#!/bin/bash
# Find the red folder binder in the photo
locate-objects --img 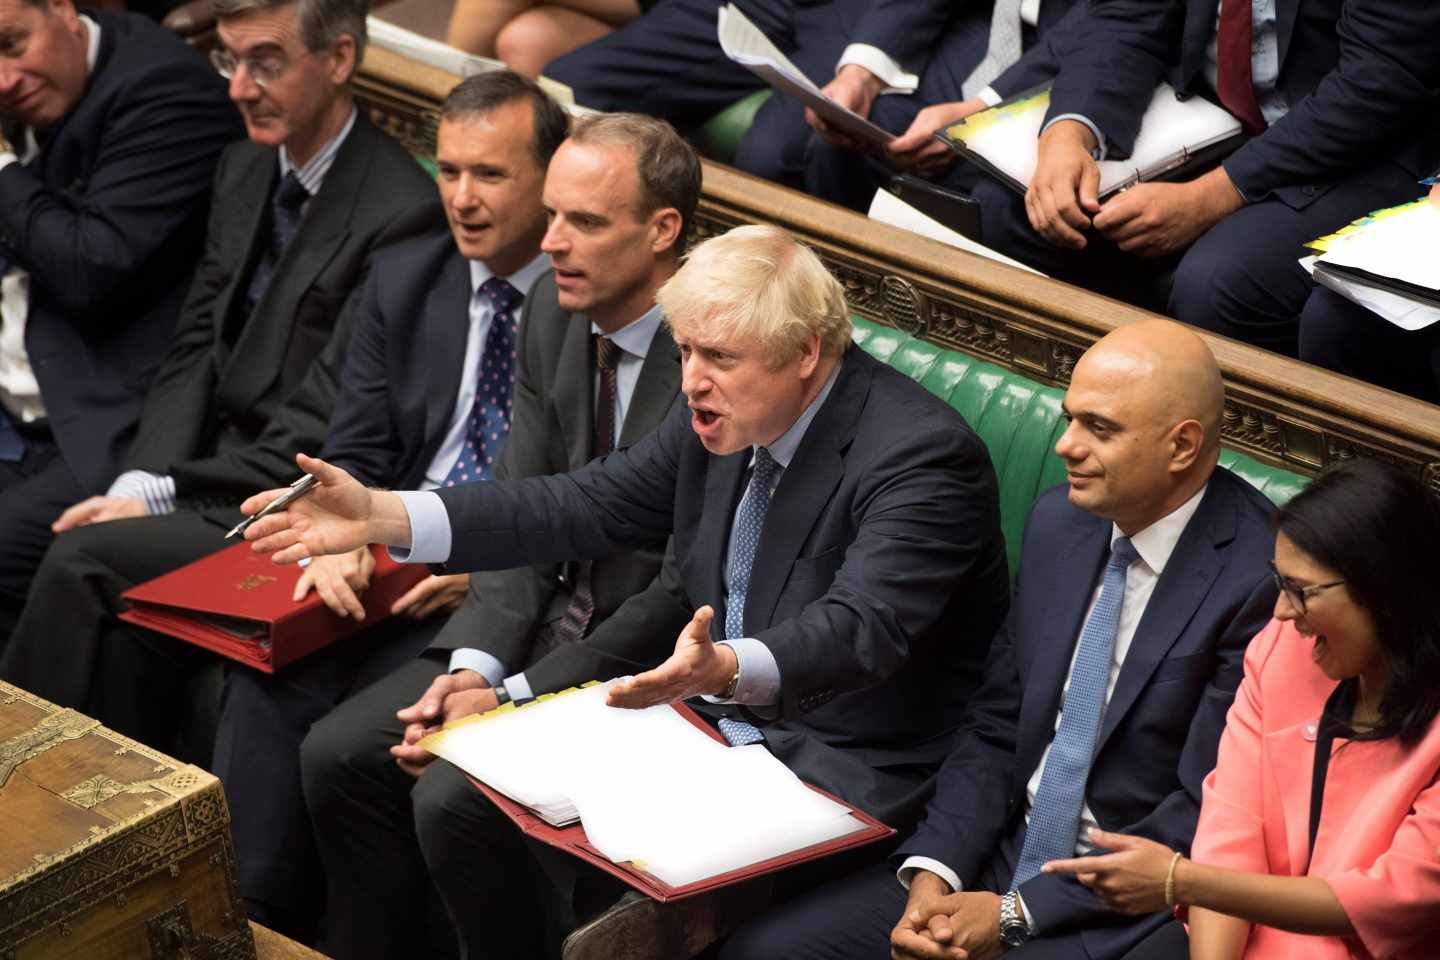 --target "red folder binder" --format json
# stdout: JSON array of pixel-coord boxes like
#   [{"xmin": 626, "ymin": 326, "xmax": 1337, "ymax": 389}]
[
  {"xmin": 118, "ymin": 542, "xmax": 428, "ymax": 672},
  {"xmin": 467, "ymin": 701, "xmax": 896, "ymax": 901}
]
